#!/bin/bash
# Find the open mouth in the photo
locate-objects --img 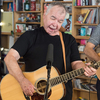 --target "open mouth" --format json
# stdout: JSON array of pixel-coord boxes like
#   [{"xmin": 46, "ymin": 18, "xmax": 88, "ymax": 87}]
[{"xmin": 49, "ymin": 26, "xmax": 56, "ymax": 31}]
